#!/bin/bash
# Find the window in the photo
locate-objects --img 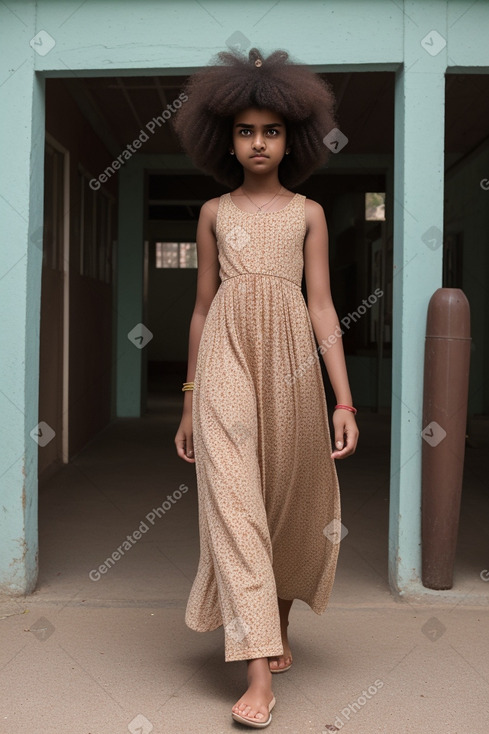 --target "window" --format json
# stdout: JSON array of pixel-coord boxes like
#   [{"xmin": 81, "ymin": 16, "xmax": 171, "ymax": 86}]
[
  {"xmin": 96, "ymin": 191, "xmax": 113, "ymax": 283},
  {"xmin": 365, "ymin": 192, "xmax": 386, "ymax": 221},
  {"xmin": 155, "ymin": 242, "xmax": 197, "ymax": 268},
  {"xmin": 43, "ymin": 143, "xmax": 65, "ymax": 270},
  {"xmin": 79, "ymin": 168, "xmax": 113, "ymax": 282}
]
